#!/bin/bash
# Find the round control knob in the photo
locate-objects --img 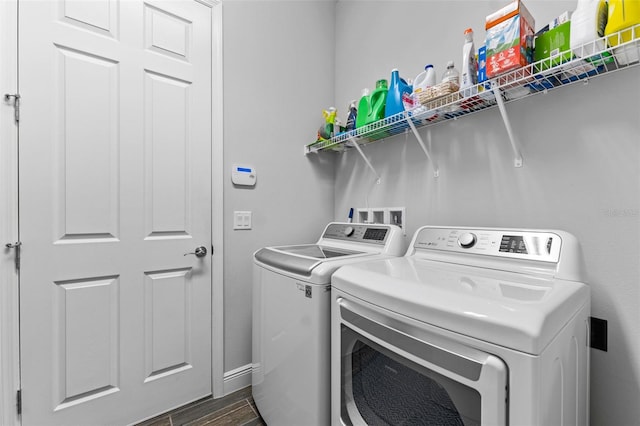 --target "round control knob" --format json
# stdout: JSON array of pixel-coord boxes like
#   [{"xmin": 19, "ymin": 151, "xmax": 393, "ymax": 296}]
[
  {"xmin": 344, "ymin": 226, "xmax": 355, "ymax": 237},
  {"xmin": 458, "ymin": 232, "xmax": 477, "ymax": 249}
]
